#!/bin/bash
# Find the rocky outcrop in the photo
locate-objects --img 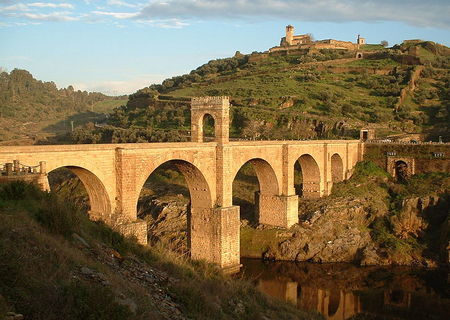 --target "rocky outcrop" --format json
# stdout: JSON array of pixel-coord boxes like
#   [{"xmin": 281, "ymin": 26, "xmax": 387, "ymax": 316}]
[
  {"xmin": 264, "ymin": 199, "xmax": 377, "ymax": 263},
  {"xmin": 139, "ymin": 197, "xmax": 189, "ymax": 252},
  {"xmin": 258, "ymin": 194, "xmax": 449, "ymax": 267},
  {"xmin": 390, "ymin": 195, "xmax": 445, "ymax": 240}
]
